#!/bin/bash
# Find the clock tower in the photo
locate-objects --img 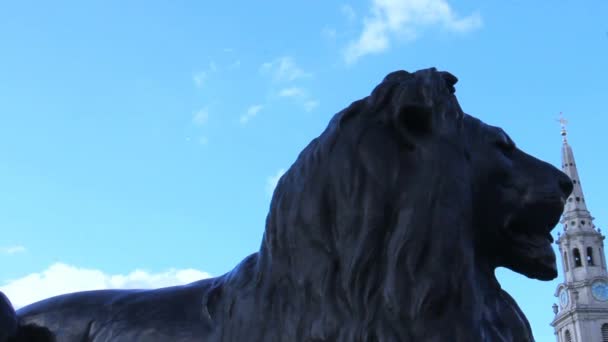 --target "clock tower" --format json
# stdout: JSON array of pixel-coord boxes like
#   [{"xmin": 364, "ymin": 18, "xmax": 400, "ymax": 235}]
[{"xmin": 551, "ymin": 115, "xmax": 608, "ymax": 342}]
